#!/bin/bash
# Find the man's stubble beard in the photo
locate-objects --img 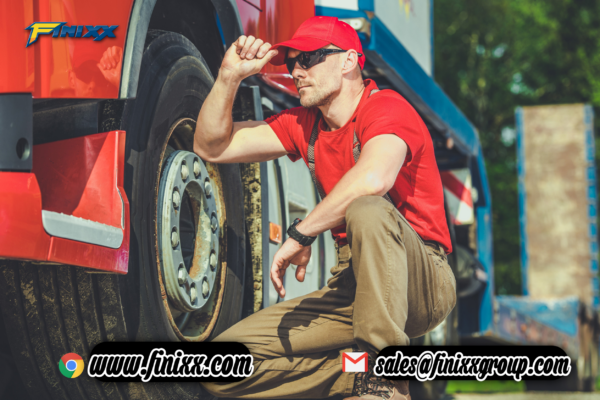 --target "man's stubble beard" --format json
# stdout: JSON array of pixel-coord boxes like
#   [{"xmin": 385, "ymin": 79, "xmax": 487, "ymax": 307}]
[
  {"xmin": 297, "ymin": 77, "xmax": 341, "ymax": 109},
  {"xmin": 300, "ymin": 87, "xmax": 334, "ymax": 108}
]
